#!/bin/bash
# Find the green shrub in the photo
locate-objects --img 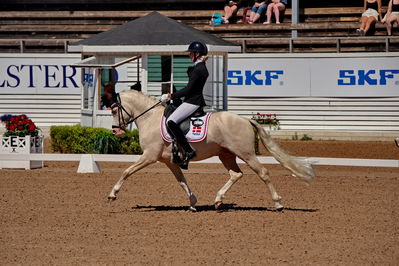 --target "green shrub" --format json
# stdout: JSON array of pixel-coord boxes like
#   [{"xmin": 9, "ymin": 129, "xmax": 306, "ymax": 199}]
[
  {"xmin": 116, "ymin": 129, "xmax": 142, "ymax": 154},
  {"xmin": 93, "ymin": 133, "xmax": 120, "ymax": 154},
  {"xmin": 300, "ymin": 134, "xmax": 313, "ymax": 141},
  {"xmin": 50, "ymin": 125, "xmax": 141, "ymax": 154},
  {"xmin": 292, "ymin": 133, "xmax": 313, "ymax": 141}
]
